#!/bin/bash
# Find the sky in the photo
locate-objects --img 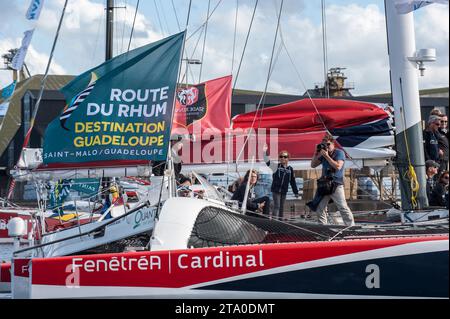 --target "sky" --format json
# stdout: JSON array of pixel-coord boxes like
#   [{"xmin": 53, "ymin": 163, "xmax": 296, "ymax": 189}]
[{"xmin": 0, "ymin": 0, "xmax": 448, "ymax": 96}]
